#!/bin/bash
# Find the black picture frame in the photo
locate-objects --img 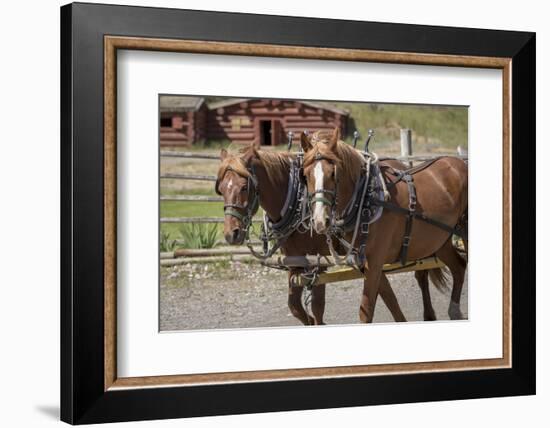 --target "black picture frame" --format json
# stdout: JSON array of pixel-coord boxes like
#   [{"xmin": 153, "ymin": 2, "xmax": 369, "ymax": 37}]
[{"xmin": 61, "ymin": 2, "xmax": 535, "ymax": 424}]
